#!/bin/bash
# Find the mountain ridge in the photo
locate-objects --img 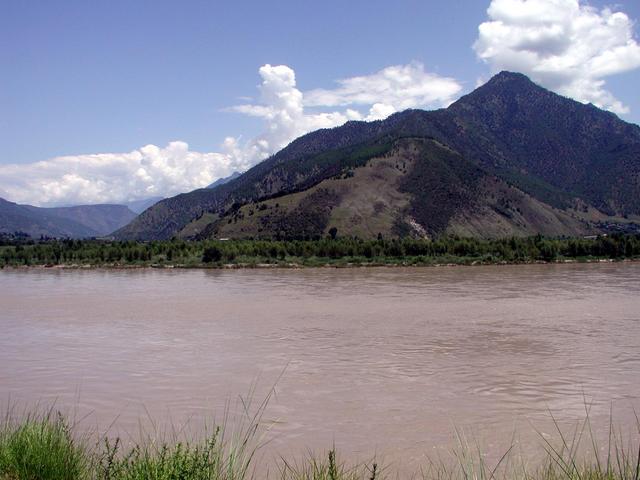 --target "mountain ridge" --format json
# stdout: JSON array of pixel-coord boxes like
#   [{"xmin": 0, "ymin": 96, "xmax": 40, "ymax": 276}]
[
  {"xmin": 0, "ymin": 198, "xmax": 137, "ymax": 238},
  {"xmin": 114, "ymin": 71, "xmax": 640, "ymax": 240}
]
